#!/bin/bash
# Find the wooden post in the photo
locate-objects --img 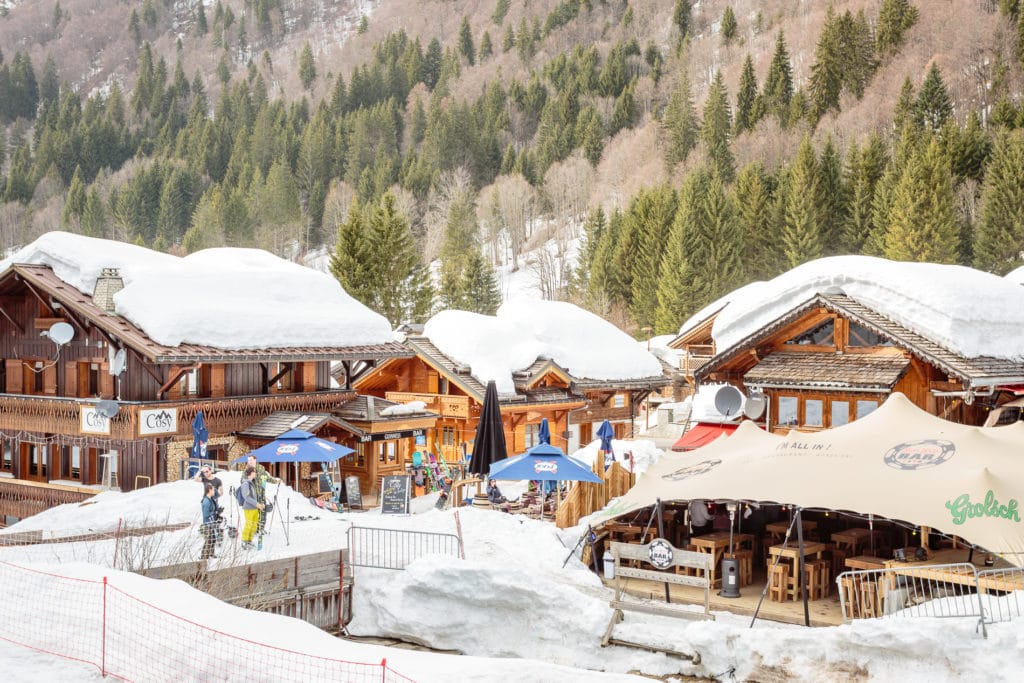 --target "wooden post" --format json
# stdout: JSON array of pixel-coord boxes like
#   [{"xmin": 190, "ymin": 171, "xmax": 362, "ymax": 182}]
[
  {"xmin": 656, "ymin": 498, "xmax": 669, "ymax": 603},
  {"xmin": 796, "ymin": 507, "xmax": 810, "ymax": 627}
]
